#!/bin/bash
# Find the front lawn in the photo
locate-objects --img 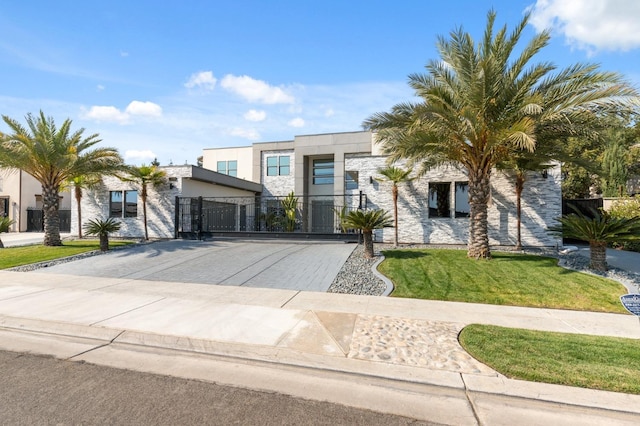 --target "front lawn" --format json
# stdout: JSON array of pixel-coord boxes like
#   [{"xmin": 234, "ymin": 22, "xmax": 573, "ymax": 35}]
[
  {"xmin": 459, "ymin": 324, "xmax": 640, "ymax": 394},
  {"xmin": 378, "ymin": 249, "xmax": 627, "ymax": 313},
  {"xmin": 0, "ymin": 240, "xmax": 134, "ymax": 269}
]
